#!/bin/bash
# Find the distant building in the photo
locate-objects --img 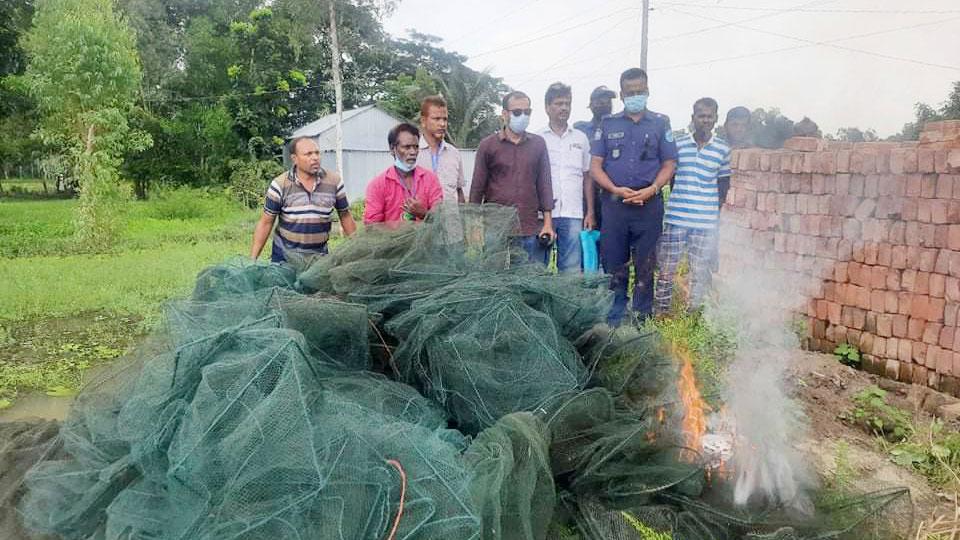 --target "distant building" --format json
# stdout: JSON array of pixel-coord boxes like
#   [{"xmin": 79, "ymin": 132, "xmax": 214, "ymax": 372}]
[{"xmin": 286, "ymin": 104, "xmax": 476, "ymax": 201}]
